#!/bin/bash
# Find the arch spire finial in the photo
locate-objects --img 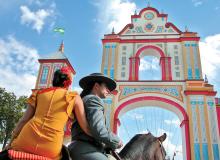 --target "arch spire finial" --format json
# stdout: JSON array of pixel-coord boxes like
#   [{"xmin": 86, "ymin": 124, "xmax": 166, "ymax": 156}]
[
  {"xmin": 185, "ymin": 26, "xmax": 189, "ymax": 32},
  {"xmin": 112, "ymin": 27, "xmax": 115, "ymax": 34},
  {"xmin": 147, "ymin": 1, "xmax": 151, "ymax": 7},
  {"xmin": 58, "ymin": 40, "xmax": 64, "ymax": 53},
  {"xmin": 204, "ymin": 74, "xmax": 208, "ymax": 83},
  {"xmin": 134, "ymin": 10, "xmax": 137, "ymax": 15}
]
